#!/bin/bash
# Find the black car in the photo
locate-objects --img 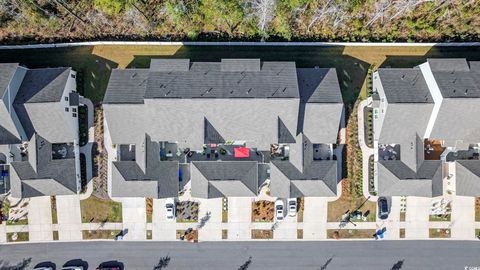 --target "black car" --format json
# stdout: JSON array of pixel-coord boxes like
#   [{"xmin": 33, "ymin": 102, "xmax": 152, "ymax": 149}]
[{"xmin": 378, "ymin": 197, "xmax": 389, "ymax": 220}]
